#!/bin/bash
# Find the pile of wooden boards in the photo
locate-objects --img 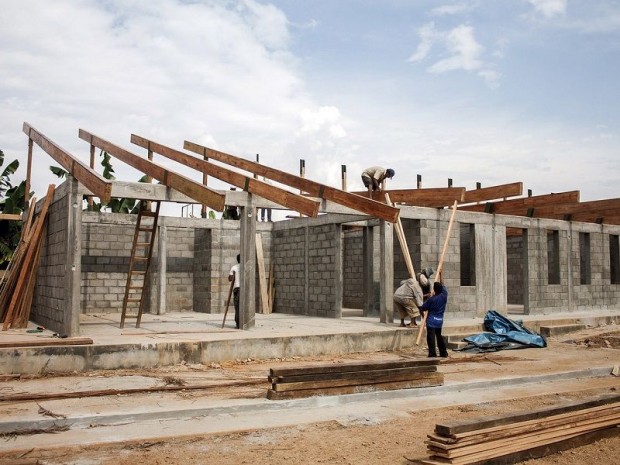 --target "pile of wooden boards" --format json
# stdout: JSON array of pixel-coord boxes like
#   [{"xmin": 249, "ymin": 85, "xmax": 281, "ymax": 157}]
[
  {"xmin": 421, "ymin": 393, "xmax": 620, "ymax": 464},
  {"xmin": 0, "ymin": 185, "xmax": 55, "ymax": 330},
  {"xmin": 267, "ymin": 358, "xmax": 443, "ymax": 400}
]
